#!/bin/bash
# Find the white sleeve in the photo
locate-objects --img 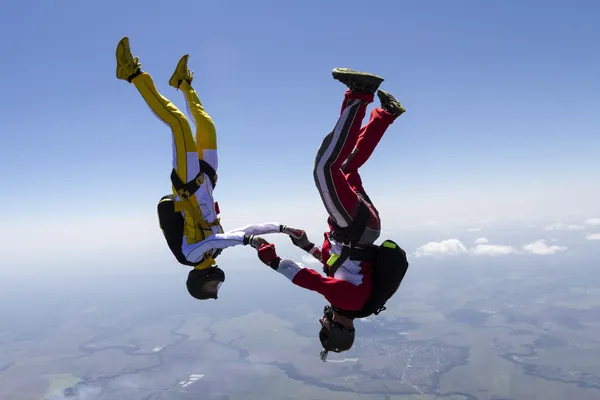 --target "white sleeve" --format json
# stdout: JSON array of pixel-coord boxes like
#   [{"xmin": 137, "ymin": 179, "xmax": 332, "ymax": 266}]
[
  {"xmin": 276, "ymin": 258, "xmax": 305, "ymax": 281},
  {"xmin": 184, "ymin": 223, "xmax": 282, "ymax": 263},
  {"xmin": 184, "ymin": 231, "xmax": 246, "ymax": 262},
  {"xmin": 227, "ymin": 222, "xmax": 282, "ymax": 236}
]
